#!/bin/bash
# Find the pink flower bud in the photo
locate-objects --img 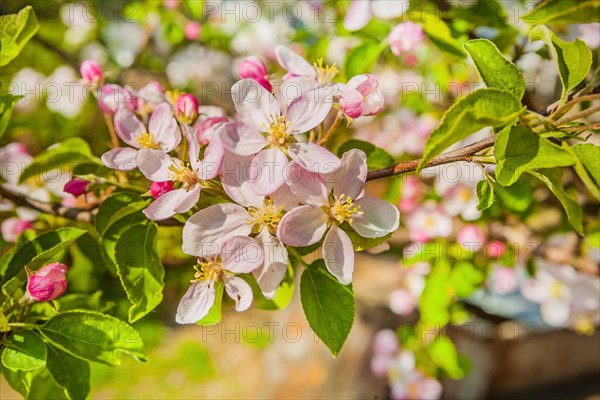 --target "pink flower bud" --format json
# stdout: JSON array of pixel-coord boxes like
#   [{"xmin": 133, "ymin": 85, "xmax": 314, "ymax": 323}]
[
  {"xmin": 26, "ymin": 262, "xmax": 68, "ymax": 302},
  {"xmin": 80, "ymin": 60, "xmax": 103, "ymax": 84},
  {"xmin": 97, "ymin": 84, "xmax": 137, "ymax": 115},
  {"xmin": 196, "ymin": 116, "xmax": 228, "ymax": 144},
  {"xmin": 484, "ymin": 240, "xmax": 507, "ymax": 260},
  {"xmin": 339, "ymin": 74, "xmax": 384, "ymax": 118},
  {"xmin": 64, "ymin": 178, "xmax": 90, "ymax": 197},
  {"xmin": 239, "ymin": 57, "xmax": 272, "ymax": 92},
  {"xmin": 150, "ymin": 181, "xmax": 174, "ymax": 198},
  {"xmin": 1, "ymin": 217, "xmax": 33, "ymax": 242},
  {"xmin": 176, "ymin": 93, "xmax": 199, "ymax": 125},
  {"xmin": 372, "ymin": 329, "xmax": 399, "ymax": 356},
  {"xmin": 456, "ymin": 224, "xmax": 487, "ymax": 252},
  {"xmin": 389, "ymin": 288, "xmax": 418, "ymax": 316},
  {"xmin": 389, "ymin": 22, "xmax": 424, "ymax": 57},
  {"xmin": 185, "ymin": 21, "xmax": 201, "ymax": 40}
]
